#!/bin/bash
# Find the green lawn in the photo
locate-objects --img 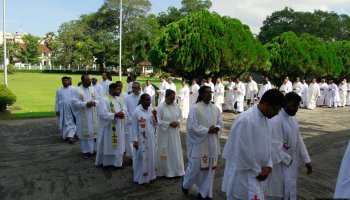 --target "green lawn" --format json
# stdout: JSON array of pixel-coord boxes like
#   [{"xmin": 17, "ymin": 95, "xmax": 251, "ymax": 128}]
[{"xmin": 0, "ymin": 72, "xmax": 182, "ymax": 119}]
